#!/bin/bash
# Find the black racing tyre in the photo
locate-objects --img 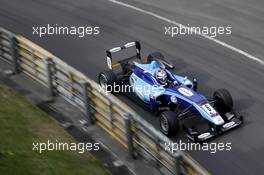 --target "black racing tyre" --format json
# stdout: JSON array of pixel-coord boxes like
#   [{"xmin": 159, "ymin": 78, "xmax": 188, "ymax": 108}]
[
  {"xmin": 98, "ymin": 70, "xmax": 117, "ymax": 93},
  {"xmin": 147, "ymin": 52, "xmax": 165, "ymax": 63},
  {"xmin": 159, "ymin": 111, "xmax": 179, "ymax": 136},
  {"xmin": 213, "ymin": 88, "xmax": 233, "ymax": 111}
]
